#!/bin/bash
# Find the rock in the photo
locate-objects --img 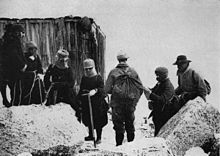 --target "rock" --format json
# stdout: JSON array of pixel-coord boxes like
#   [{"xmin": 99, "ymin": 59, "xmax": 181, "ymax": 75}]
[
  {"xmin": 184, "ymin": 147, "xmax": 208, "ymax": 156},
  {"xmin": 0, "ymin": 103, "xmax": 87, "ymax": 156},
  {"xmin": 158, "ymin": 97, "xmax": 220, "ymax": 156},
  {"xmin": 76, "ymin": 137, "xmax": 174, "ymax": 156}
]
